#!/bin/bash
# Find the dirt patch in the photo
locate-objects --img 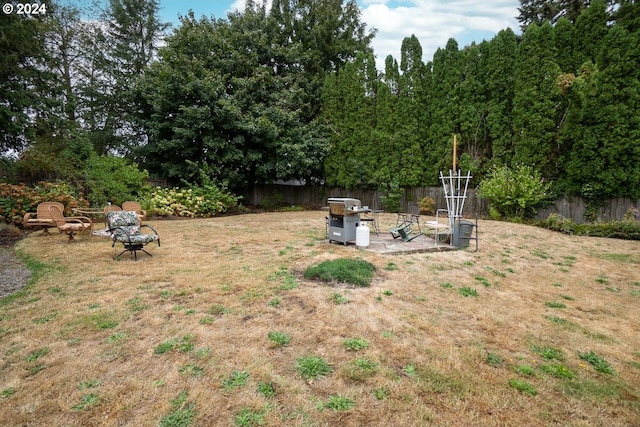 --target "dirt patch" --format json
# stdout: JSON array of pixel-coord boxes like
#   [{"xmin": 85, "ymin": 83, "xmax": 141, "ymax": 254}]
[
  {"xmin": 0, "ymin": 224, "xmax": 30, "ymax": 298},
  {"xmin": 0, "ymin": 223, "xmax": 25, "ymax": 247},
  {"xmin": 0, "ymin": 247, "xmax": 31, "ymax": 298}
]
